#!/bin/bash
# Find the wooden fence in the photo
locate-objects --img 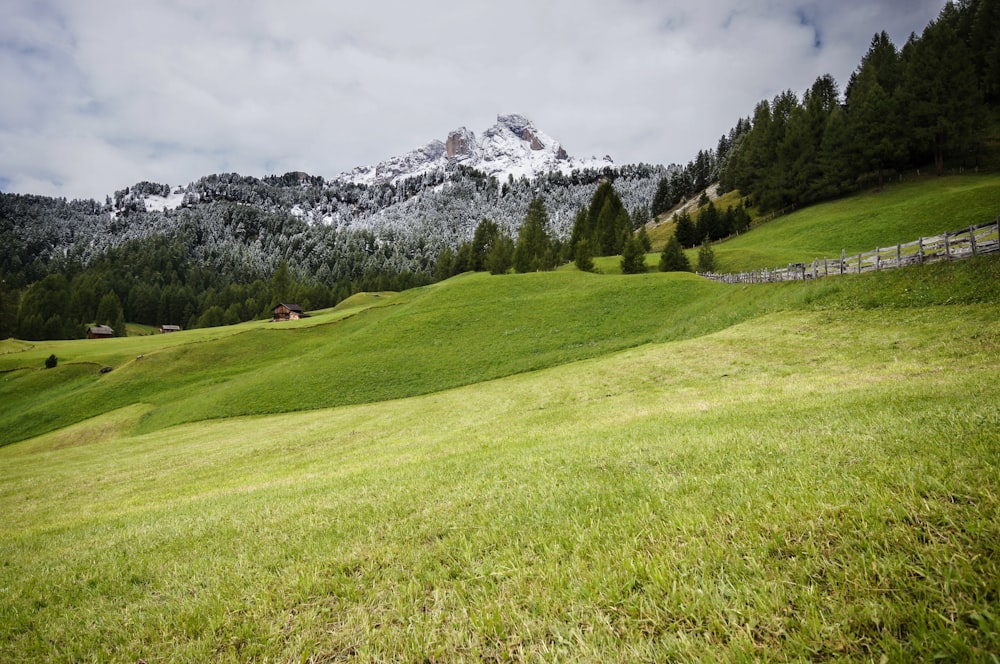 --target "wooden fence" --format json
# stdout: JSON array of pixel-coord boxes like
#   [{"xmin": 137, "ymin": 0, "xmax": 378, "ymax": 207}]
[{"xmin": 700, "ymin": 218, "xmax": 1000, "ymax": 284}]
